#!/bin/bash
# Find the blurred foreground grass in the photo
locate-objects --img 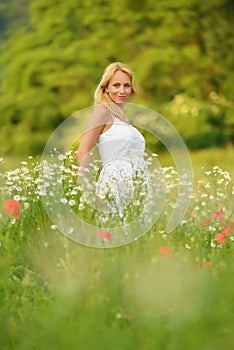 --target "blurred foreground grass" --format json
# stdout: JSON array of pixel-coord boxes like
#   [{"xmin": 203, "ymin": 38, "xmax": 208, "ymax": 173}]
[{"xmin": 1, "ymin": 229, "xmax": 233, "ymax": 350}]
